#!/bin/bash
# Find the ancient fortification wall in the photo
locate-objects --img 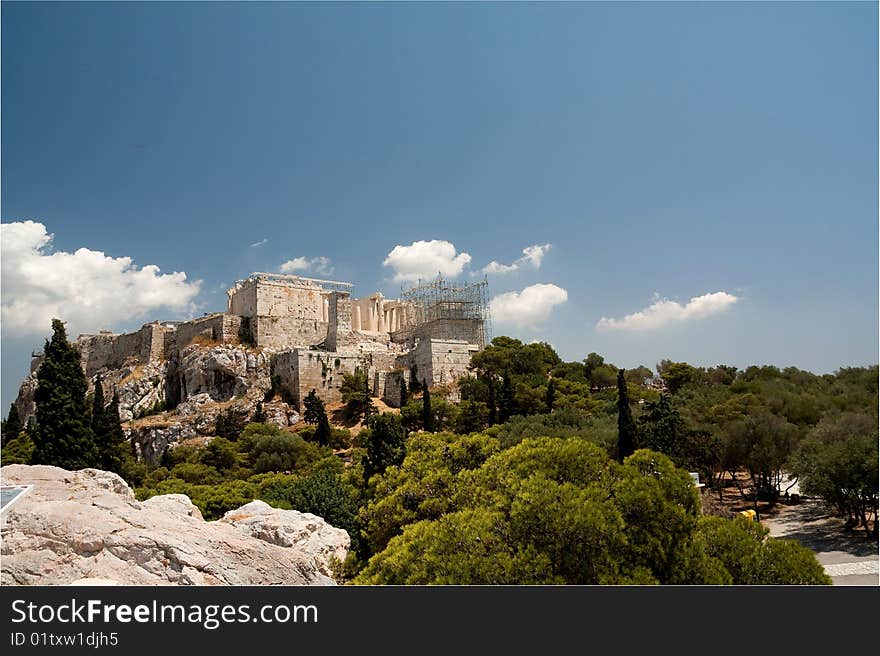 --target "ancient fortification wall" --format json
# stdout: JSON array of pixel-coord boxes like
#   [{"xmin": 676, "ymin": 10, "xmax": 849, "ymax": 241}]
[
  {"xmin": 396, "ymin": 338, "xmax": 476, "ymax": 387},
  {"xmin": 272, "ymin": 349, "xmax": 373, "ymax": 408},
  {"xmin": 171, "ymin": 314, "xmax": 242, "ymax": 350},
  {"xmin": 77, "ymin": 323, "xmax": 168, "ymax": 378}
]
